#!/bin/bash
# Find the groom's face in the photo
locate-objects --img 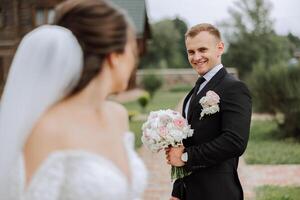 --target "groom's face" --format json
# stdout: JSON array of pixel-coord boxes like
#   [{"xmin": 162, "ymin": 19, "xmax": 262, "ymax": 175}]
[{"xmin": 186, "ymin": 31, "xmax": 224, "ymax": 76}]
